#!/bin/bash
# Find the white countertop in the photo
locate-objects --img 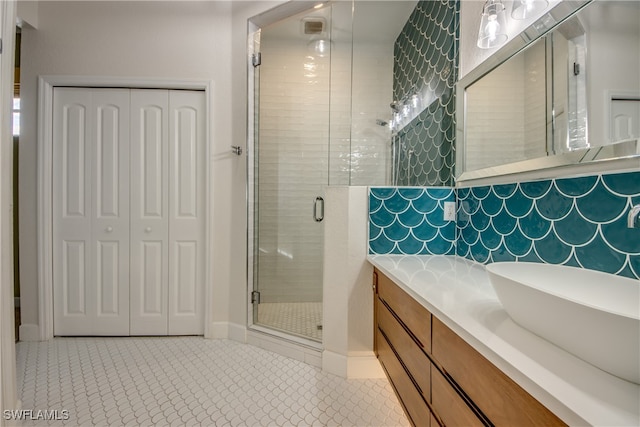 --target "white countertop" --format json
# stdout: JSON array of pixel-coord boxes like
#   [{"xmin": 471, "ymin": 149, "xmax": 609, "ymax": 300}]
[{"xmin": 368, "ymin": 255, "xmax": 640, "ymax": 427}]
